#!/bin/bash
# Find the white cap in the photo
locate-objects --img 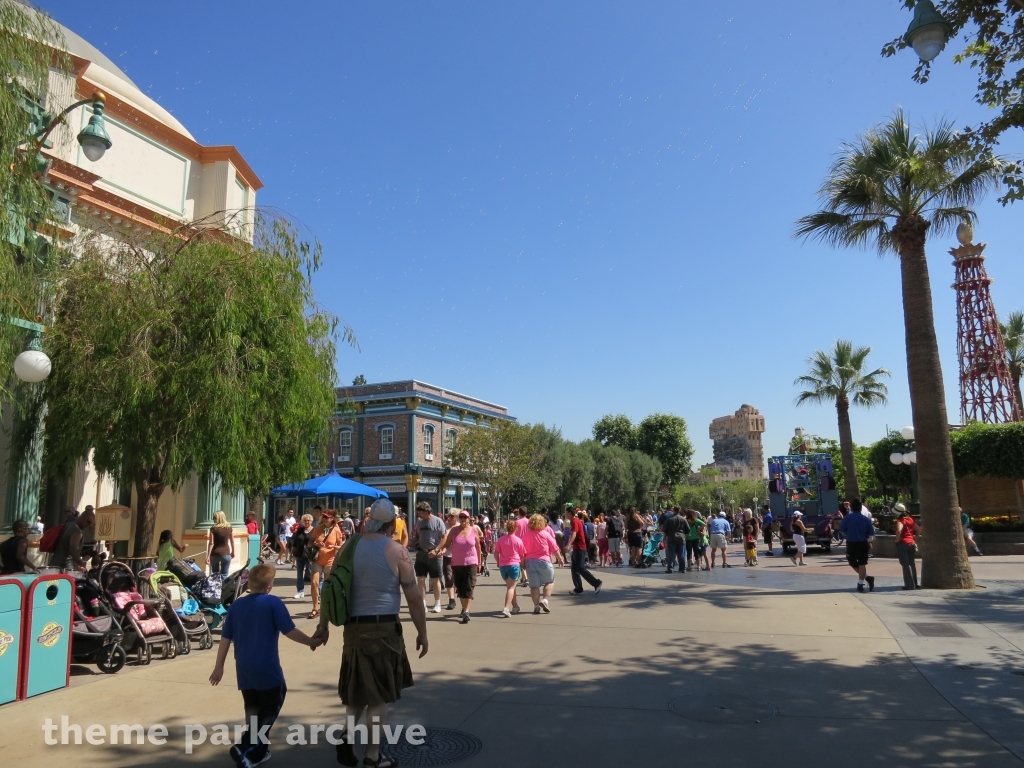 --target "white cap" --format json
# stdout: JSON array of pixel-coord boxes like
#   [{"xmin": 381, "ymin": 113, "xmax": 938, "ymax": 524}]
[{"xmin": 364, "ymin": 498, "xmax": 396, "ymax": 532}]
